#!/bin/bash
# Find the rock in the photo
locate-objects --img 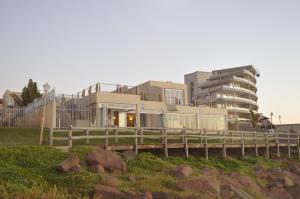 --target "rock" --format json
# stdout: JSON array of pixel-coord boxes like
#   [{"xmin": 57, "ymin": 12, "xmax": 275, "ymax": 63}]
[
  {"xmin": 267, "ymin": 181, "xmax": 284, "ymax": 189},
  {"xmin": 88, "ymin": 164, "xmax": 105, "ymax": 174},
  {"xmin": 94, "ymin": 184, "xmax": 123, "ymax": 199},
  {"xmin": 286, "ymin": 186, "xmax": 300, "ymax": 199},
  {"xmin": 267, "ymin": 187, "xmax": 293, "ymax": 199},
  {"xmin": 201, "ymin": 168, "xmax": 221, "ymax": 178},
  {"xmin": 152, "ymin": 192, "xmax": 175, "ymax": 199},
  {"xmin": 56, "ymin": 154, "xmax": 80, "ymax": 173},
  {"xmin": 125, "ymin": 192, "xmax": 153, "ymax": 199},
  {"xmin": 79, "ymin": 160, "xmax": 87, "ymax": 167},
  {"xmin": 229, "ymin": 172, "xmax": 261, "ymax": 195},
  {"xmin": 123, "ymin": 150, "xmax": 136, "ymax": 160},
  {"xmin": 128, "ymin": 176, "xmax": 136, "ymax": 182},
  {"xmin": 282, "ymin": 171, "xmax": 300, "ymax": 187},
  {"xmin": 221, "ymin": 184, "xmax": 253, "ymax": 199},
  {"xmin": 284, "ymin": 175, "xmax": 295, "ymax": 187},
  {"xmin": 177, "ymin": 178, "xmax": 220, "ymax": 195},
  {"xmin": 103, "ymin": 175, "xmax": 120, "ymax": 187},
  {"xmin": 171, "ymin": 165, "xmax": 193, "ymax": 178},
  {"xmin": 69, "ymin": 164, "xmax": 81, "ymax": 173},
  {"xmin": 86, "ymin": 148, "xmax": 127, "ymax": 173}
]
